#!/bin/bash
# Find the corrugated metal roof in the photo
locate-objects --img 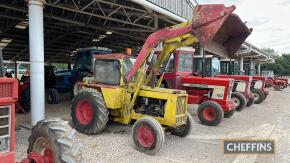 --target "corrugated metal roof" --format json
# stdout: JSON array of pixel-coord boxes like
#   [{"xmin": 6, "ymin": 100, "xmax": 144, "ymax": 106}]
[{"xmin": 146, "ymin": 0, "xmax": 193, "ymax": 20}]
